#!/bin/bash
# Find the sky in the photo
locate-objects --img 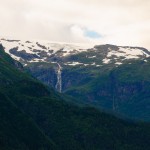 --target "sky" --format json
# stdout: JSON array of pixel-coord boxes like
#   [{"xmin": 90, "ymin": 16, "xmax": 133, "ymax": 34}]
[{"xmin": 0, "ymin": 0, "xmax": 150, "ymax": 48}]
